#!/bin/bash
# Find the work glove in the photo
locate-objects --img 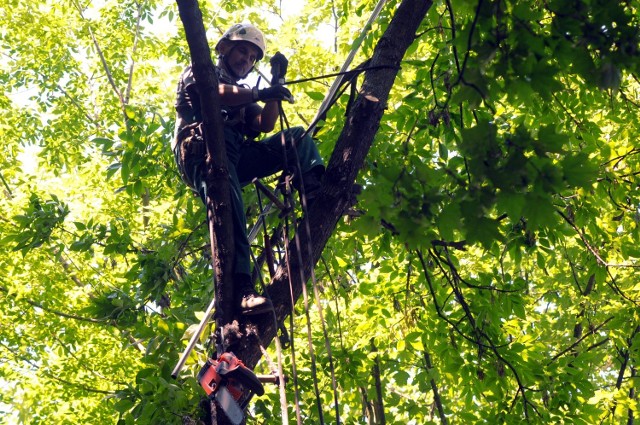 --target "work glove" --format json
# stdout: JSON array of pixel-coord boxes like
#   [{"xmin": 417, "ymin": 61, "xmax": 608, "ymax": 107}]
[
  {"xmin": 269, "ymin": 51, "xmax": 288, "ymax": 84},
  {"xmin": 255, "ymin": 85, "xmax": 294, "ymax": 103}
]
